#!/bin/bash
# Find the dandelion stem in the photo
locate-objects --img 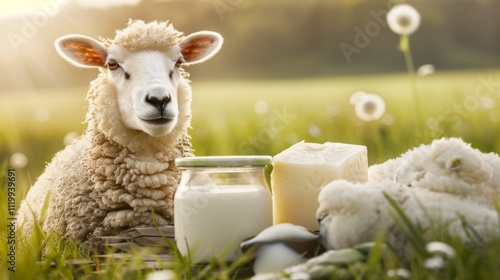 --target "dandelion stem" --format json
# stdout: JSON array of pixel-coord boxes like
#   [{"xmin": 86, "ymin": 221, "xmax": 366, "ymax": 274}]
[{"xmin": 401, "ymin": 35, "xmax": 423, "ymax": 138}]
